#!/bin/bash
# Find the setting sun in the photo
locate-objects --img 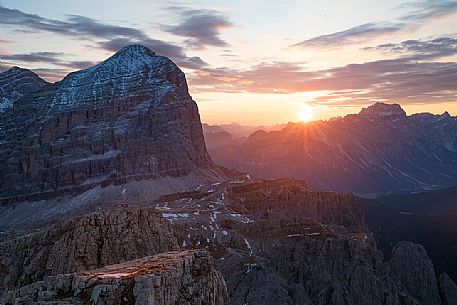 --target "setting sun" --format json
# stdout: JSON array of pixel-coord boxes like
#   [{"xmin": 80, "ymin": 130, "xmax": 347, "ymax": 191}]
[{"xmin": 298, "ymin": 106, "xmax": 314, "ymax": 122}]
